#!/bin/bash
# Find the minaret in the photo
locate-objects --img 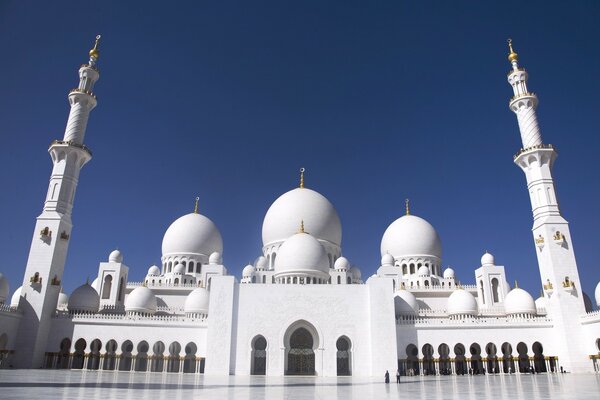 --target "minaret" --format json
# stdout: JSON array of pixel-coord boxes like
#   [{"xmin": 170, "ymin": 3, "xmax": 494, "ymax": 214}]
[
  {"xmin": 13, "ymin": 36, "xmax": 101, "ymax": 368},
  {"xmin": 507, "ymin": 39, "xmax": 588, "ymax": 372}
]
